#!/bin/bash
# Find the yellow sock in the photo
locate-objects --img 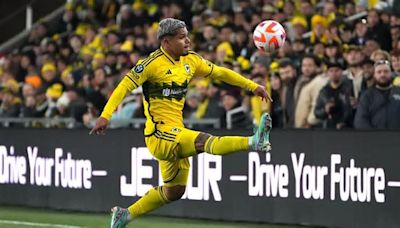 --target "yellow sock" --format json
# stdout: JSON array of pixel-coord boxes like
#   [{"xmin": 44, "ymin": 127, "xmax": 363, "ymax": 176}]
[
  {"xmin": 204, "ymin": 136, "xmax": 250, "ymax": 155},
  {"xmin": 128, "ymin": 186, "xmax": 170, "ymax": 218}
]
